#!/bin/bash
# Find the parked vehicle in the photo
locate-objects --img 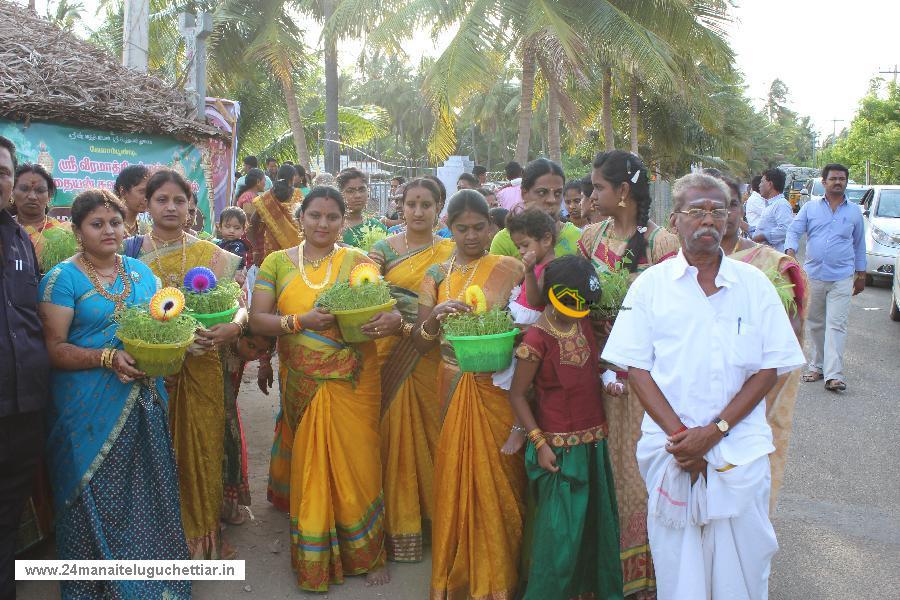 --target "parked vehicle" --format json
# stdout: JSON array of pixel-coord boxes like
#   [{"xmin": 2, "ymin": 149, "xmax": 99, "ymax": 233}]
[
  {"xmin": 890, "ymin": 253, "xmax": 900, "ymax": 321},
  {"xmin": 799, "ymin": 181, "xmax": 869, "ymax": 212},
  {"xmin": 860, "ymin": 185, "xmax": 900, "ymax": 283}
]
